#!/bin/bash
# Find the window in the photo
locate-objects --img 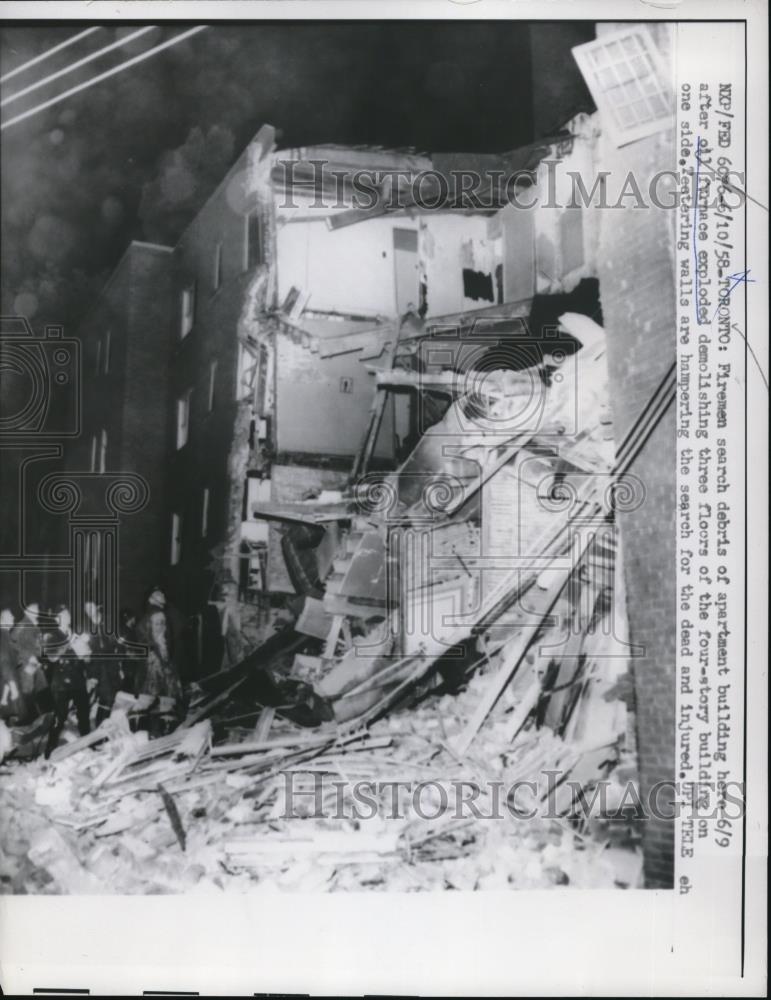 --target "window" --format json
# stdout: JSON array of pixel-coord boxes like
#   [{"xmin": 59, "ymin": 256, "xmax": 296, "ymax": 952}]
[
  {"xmin": 98, "ymin": 428, "xmax": 108, "ymax": 473},
  {"xmin": 207, "ymin": 360, "xmax": 218, "ymax": 413},
  {"xmin": 103, "ymin": 330, "xmax": 111, "ymax": 374},
  {"xmin": 180, "ymin": 284, "xmax": 196, "ymax": 338},
  {"xmin": 170, "ymin": 513, "xmax": 182, "ymax": 566},
  {"xmin": 201, "ymin": 488, "xmax": 210, "ymax": 538},
  {"xmin": 176, "ymin": 390, "xmax": 191, "ymax": 449},
  {"xmin": 572, "ymin": 28, "xmax": 673, "ymax": 147},
  {"xmin": 244, "ymin": 208, "xmax": 264, "ymax": 271},
  {"xmin": 213, "ymin": 242, "xmax": 223, "ymax": 292}
]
